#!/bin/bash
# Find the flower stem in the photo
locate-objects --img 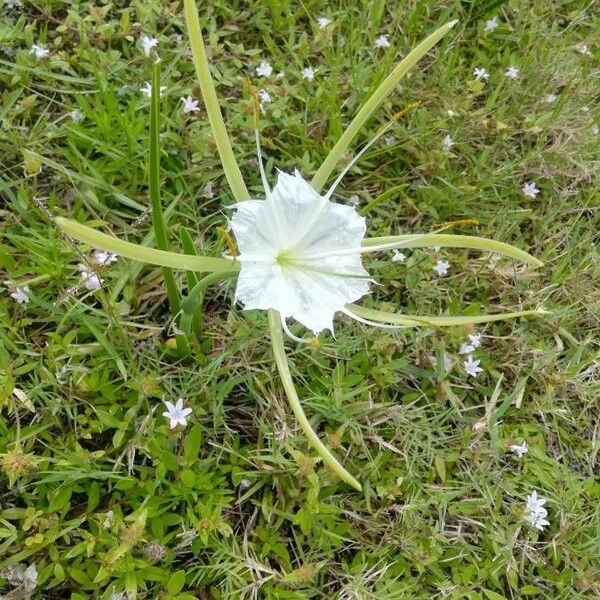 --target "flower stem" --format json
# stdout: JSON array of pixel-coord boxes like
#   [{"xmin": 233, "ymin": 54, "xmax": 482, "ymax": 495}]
[
  {"xmin": 183, "ymin": 0, "xmax": 250, "ymax": 201},
  {"xmin": 267, "ymin": 309, "xmax": 362, "ymax": 491}
]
